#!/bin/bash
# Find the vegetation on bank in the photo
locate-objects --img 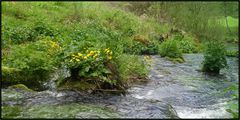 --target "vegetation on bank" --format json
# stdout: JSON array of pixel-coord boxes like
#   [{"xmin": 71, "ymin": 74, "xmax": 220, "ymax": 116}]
[
  {"xmin": 2, "ymin": 1, "xmax": 238, "ymax": 91},
  {"xmin": 1, "ymin": 1, "xmax": 238, "ymax": 118},
  {"xmin": 202, "ymin": 41, "xmax": 227, "ymax": 74}
]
